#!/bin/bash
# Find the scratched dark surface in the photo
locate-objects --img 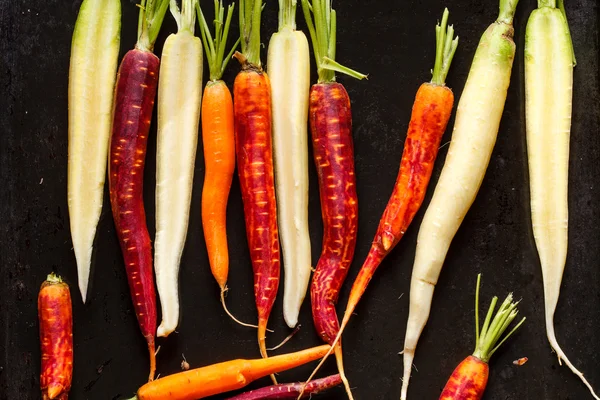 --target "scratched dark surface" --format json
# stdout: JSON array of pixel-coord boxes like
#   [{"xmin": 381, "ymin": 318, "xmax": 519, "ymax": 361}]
[{"xmin": 1, "ymin": 0, "xmax": 599, "ymax": 399}]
